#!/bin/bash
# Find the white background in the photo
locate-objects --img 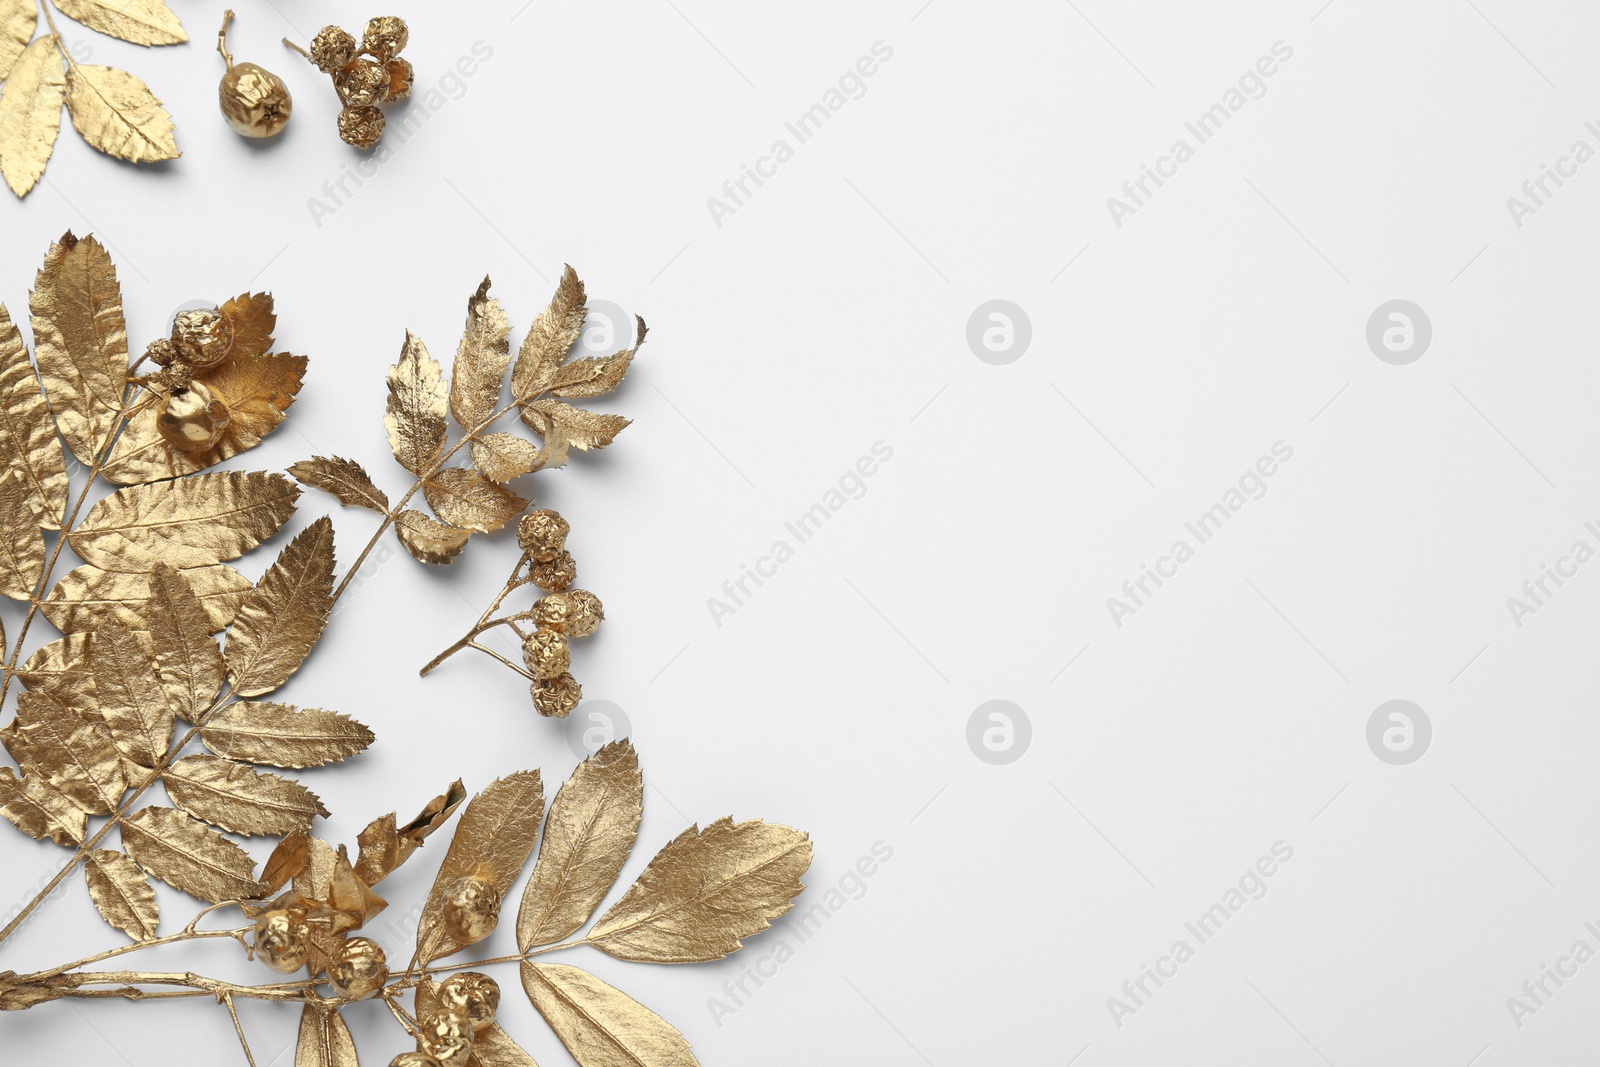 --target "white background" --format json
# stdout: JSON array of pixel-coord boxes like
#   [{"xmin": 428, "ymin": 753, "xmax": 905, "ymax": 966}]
[{"xmin": 3, "ymin": 0, "xmax": 1600, "ymax": 1064}]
